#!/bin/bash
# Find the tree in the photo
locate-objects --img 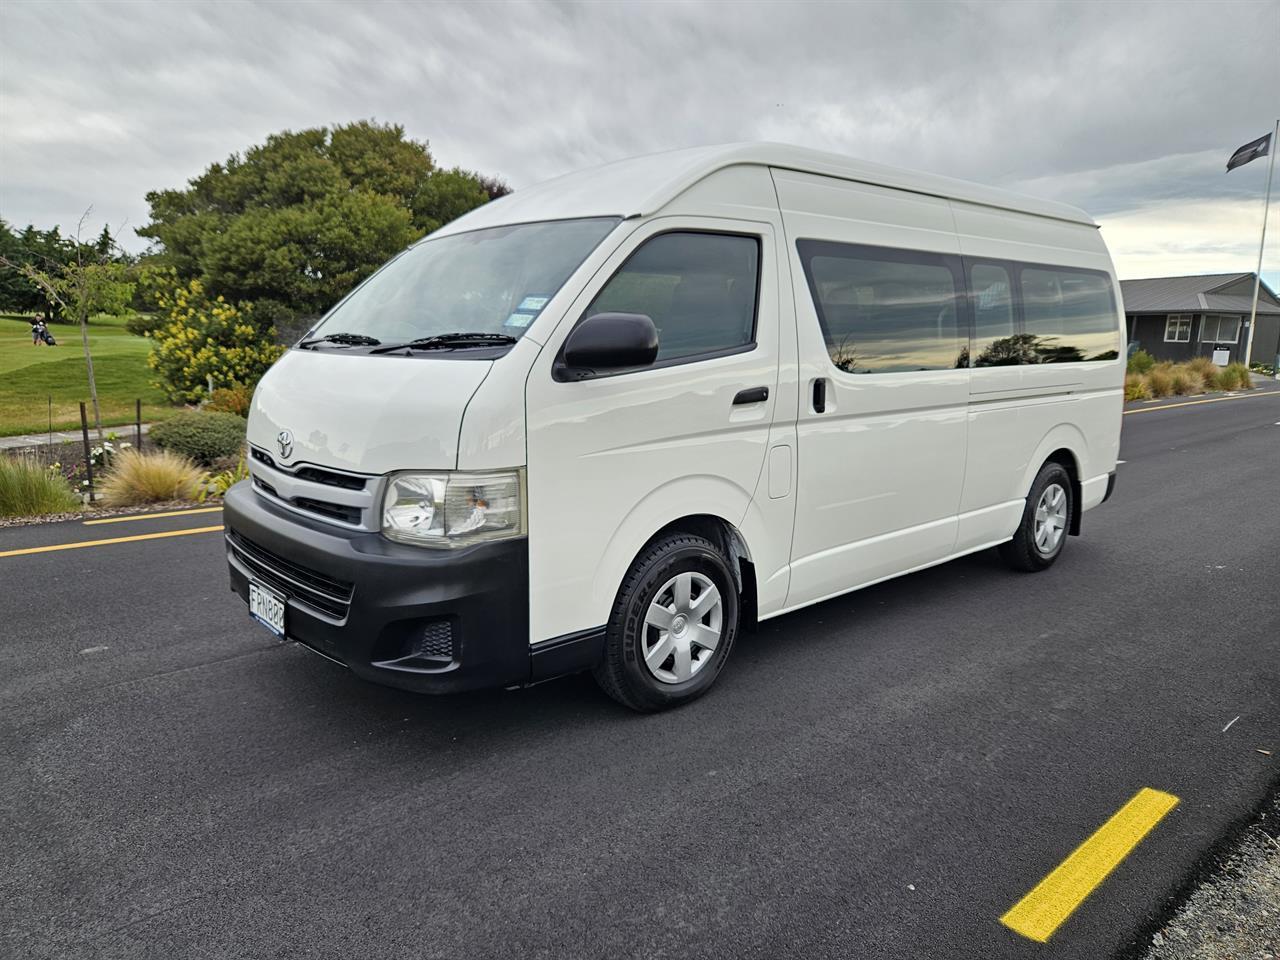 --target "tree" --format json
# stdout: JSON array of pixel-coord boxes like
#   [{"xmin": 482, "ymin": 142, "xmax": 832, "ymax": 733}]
[
  {"xmin": 138, "ymin": 121, "xmax": 508, "ymax": 318},
  {"xmin": 0, "ymin": 211, "xmax": 136, "ymax": 446}
]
